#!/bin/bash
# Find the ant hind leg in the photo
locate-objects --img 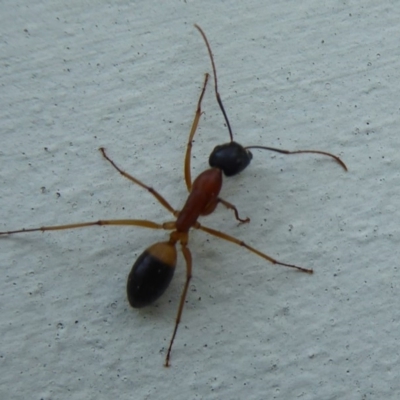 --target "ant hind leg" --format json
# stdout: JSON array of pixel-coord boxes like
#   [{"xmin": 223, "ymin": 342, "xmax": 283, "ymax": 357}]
[
  {"xmin": 164, "ymin": 242, "xmax": 193, "ymax": 367},
  {"xmin": 196, "ymin": 222, "xmax": 313, "ymax": 274}
]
